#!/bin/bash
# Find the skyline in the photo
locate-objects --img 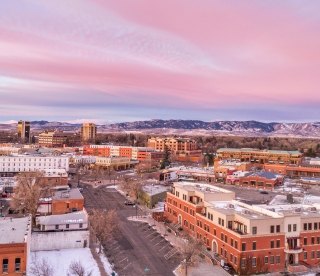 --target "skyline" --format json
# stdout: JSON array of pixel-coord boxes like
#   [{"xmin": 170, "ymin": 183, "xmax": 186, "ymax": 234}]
[{"xmin": 1, "ymin": 1, "xmax": 320, "ymax": 123}]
